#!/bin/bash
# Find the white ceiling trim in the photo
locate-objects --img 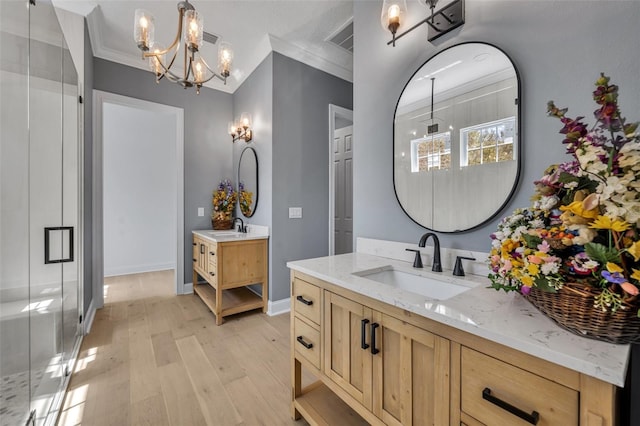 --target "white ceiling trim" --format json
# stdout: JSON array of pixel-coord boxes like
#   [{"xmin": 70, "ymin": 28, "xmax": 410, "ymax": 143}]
[{"xmin": 269, "ymin": 34, "xmax": 353, "ymax": 83}]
